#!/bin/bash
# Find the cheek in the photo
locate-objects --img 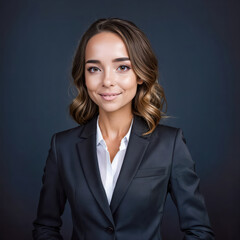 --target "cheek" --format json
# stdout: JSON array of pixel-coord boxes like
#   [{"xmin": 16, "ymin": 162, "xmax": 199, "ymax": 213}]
[
  {"xmin": 122, "ymin": 81, "xmax": 138, "ymax": 96},
  {"xmin": 85, "ymin": 76, "xmax": 98, "ymax": 91},
  {"xmin": 120, "ymin": 74, "xmax": 138, "ymax": 89}
]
